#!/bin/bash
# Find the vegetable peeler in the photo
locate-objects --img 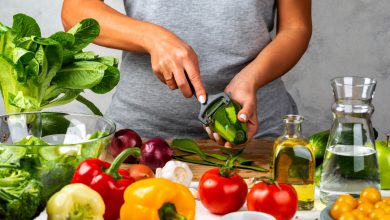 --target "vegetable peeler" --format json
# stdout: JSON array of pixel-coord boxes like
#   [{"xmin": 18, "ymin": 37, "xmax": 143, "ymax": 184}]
[{"xmin": 184, "ymin": 73, "xmax": 231, "ymax": 125}]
